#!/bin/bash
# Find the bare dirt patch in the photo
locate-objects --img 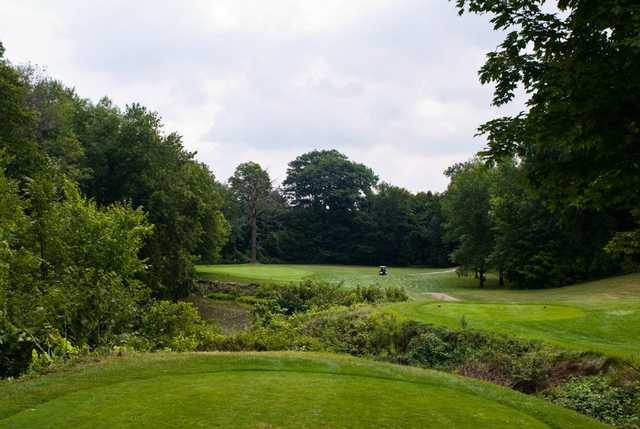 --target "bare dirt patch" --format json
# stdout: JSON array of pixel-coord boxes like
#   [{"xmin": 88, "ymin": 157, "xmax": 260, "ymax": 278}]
[
  {"xmin": 185, "ymin": 296, "xmax": 251, "ymax": 333},
  {"xmin": 426, "ymin": 292, "xmax": 460, "ymax": 301}
]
